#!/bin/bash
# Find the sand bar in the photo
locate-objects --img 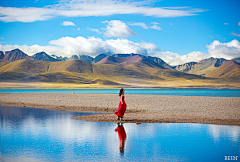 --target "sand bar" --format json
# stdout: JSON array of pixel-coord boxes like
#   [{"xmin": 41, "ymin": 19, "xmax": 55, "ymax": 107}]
[{"xmin": 0, "ymin": 93, "xmax": 239, "ymax": 125}]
